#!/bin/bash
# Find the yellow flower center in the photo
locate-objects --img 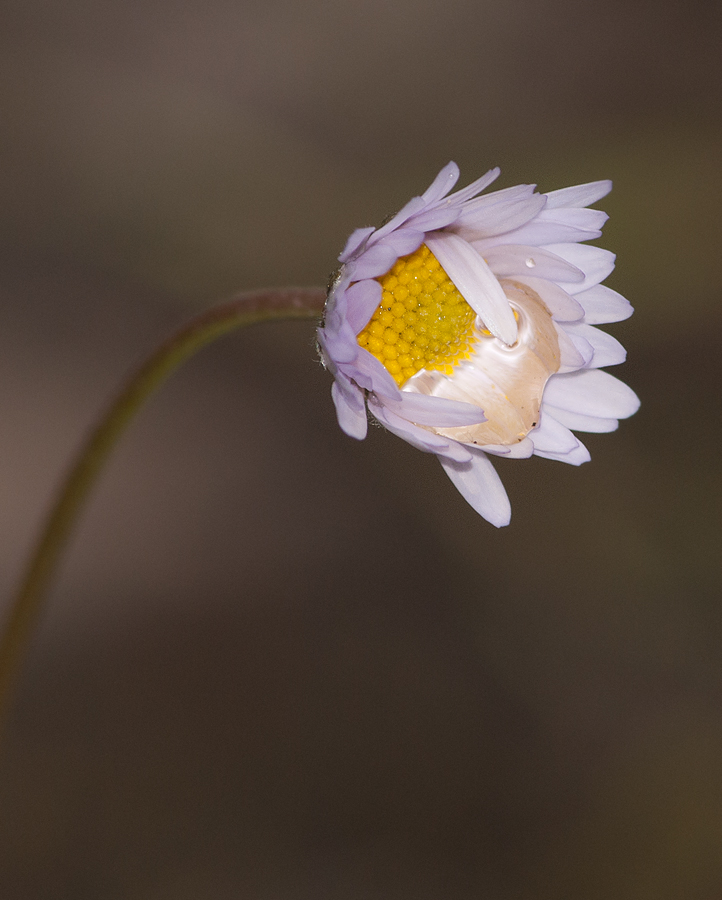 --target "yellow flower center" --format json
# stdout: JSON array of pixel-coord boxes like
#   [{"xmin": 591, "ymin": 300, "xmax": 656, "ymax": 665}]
[{"xmin": 357, "ymin": 244, "xmax": 478, "ymax": 386}]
